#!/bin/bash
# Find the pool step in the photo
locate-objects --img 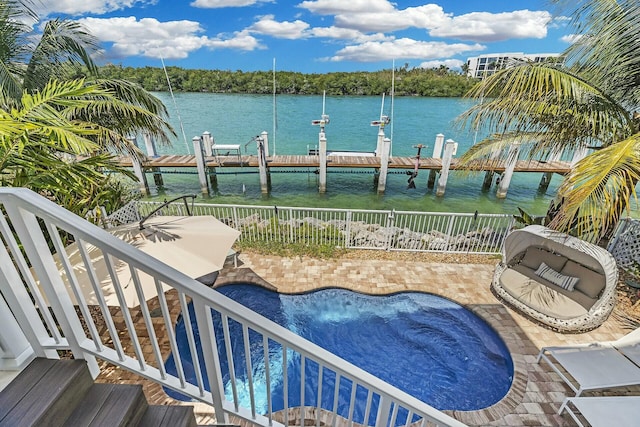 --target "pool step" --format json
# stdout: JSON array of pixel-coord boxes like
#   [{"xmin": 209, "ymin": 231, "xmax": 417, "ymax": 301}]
[{"xmin": 0, "ymin": 357, "xmax": 197, "ymax": 426}]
